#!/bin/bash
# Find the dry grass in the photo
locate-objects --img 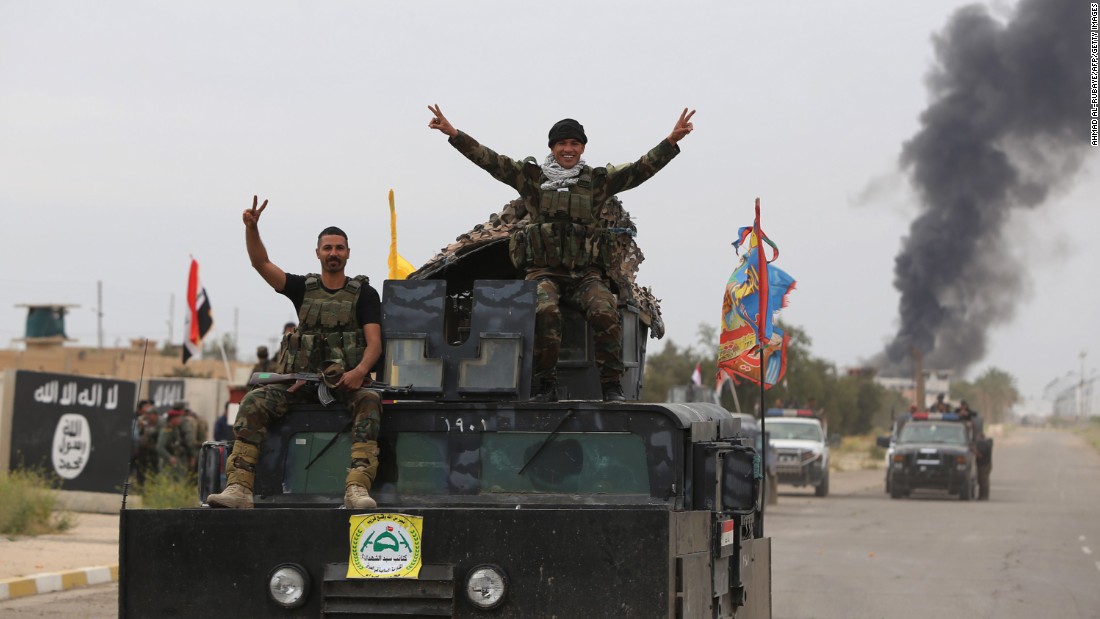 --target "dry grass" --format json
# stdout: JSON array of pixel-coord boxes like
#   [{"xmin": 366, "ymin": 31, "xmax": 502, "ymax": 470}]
[
  {"xmin": 0, "ymin": 470, "xmax": 76, "ymax": 537},
  {"xmin": 1079, "ymin": 419, "xmax": 1100, "ymax": 455},
  {"xmin": 136, "ymin": 470, "xmax": 199, "ymax": 509},
  {"xmin": 829, "ymin": 434, "xmax": 886, "ymax": 471}
]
